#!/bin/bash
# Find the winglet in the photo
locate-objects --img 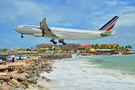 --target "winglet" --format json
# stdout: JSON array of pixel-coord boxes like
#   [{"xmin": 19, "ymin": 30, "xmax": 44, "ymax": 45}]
[{"xmin": 98, "ymin": 16, "xmax": 119, "ymax": 31}]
